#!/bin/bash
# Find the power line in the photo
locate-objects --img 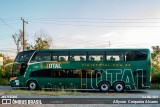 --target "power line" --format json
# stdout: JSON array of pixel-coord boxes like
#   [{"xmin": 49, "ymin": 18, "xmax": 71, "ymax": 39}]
[
  {"xmin": 25, "ymin": 17, "xmax": 160, "ymax": 28},
  {"xmin": 0, "ymin": 18, "xmax": 17, "ymax": 31},
  {"xmin": 29, "ymin": 19, "xmax": 160, "ymax": 28},
  {"xmin": 27, "ymin": 19, "xmax": 160, "ymax": 24},
  {"xmin": 26, "ymin": 17, "xmax": 160, "ymax": 20},
  {"xmin": 29, "ymin": 21, "xmax": 160, "ymax": 28}
]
